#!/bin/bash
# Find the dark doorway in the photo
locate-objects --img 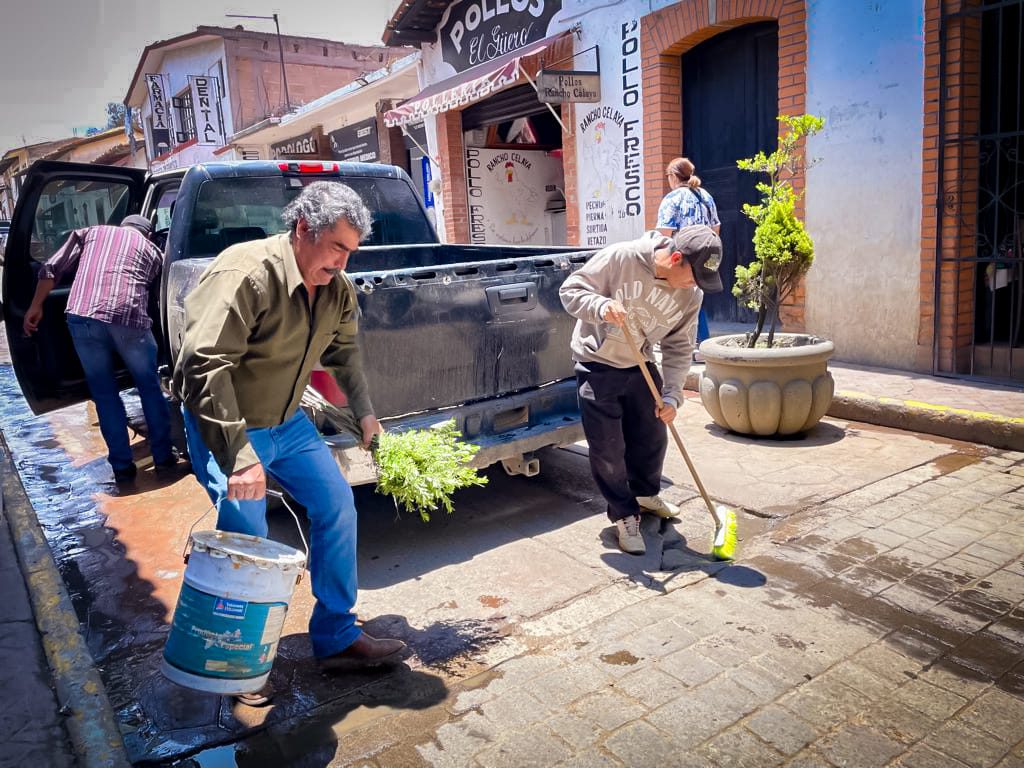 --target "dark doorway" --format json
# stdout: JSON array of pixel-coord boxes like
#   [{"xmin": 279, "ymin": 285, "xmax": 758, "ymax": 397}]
[
  {"xmin": 958, "ymin": 0, "xmax": 1023, "ymax": 381},
  {"xmin": 682, "ymin": 22, "xmax": 779, "ymax": 324}
]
